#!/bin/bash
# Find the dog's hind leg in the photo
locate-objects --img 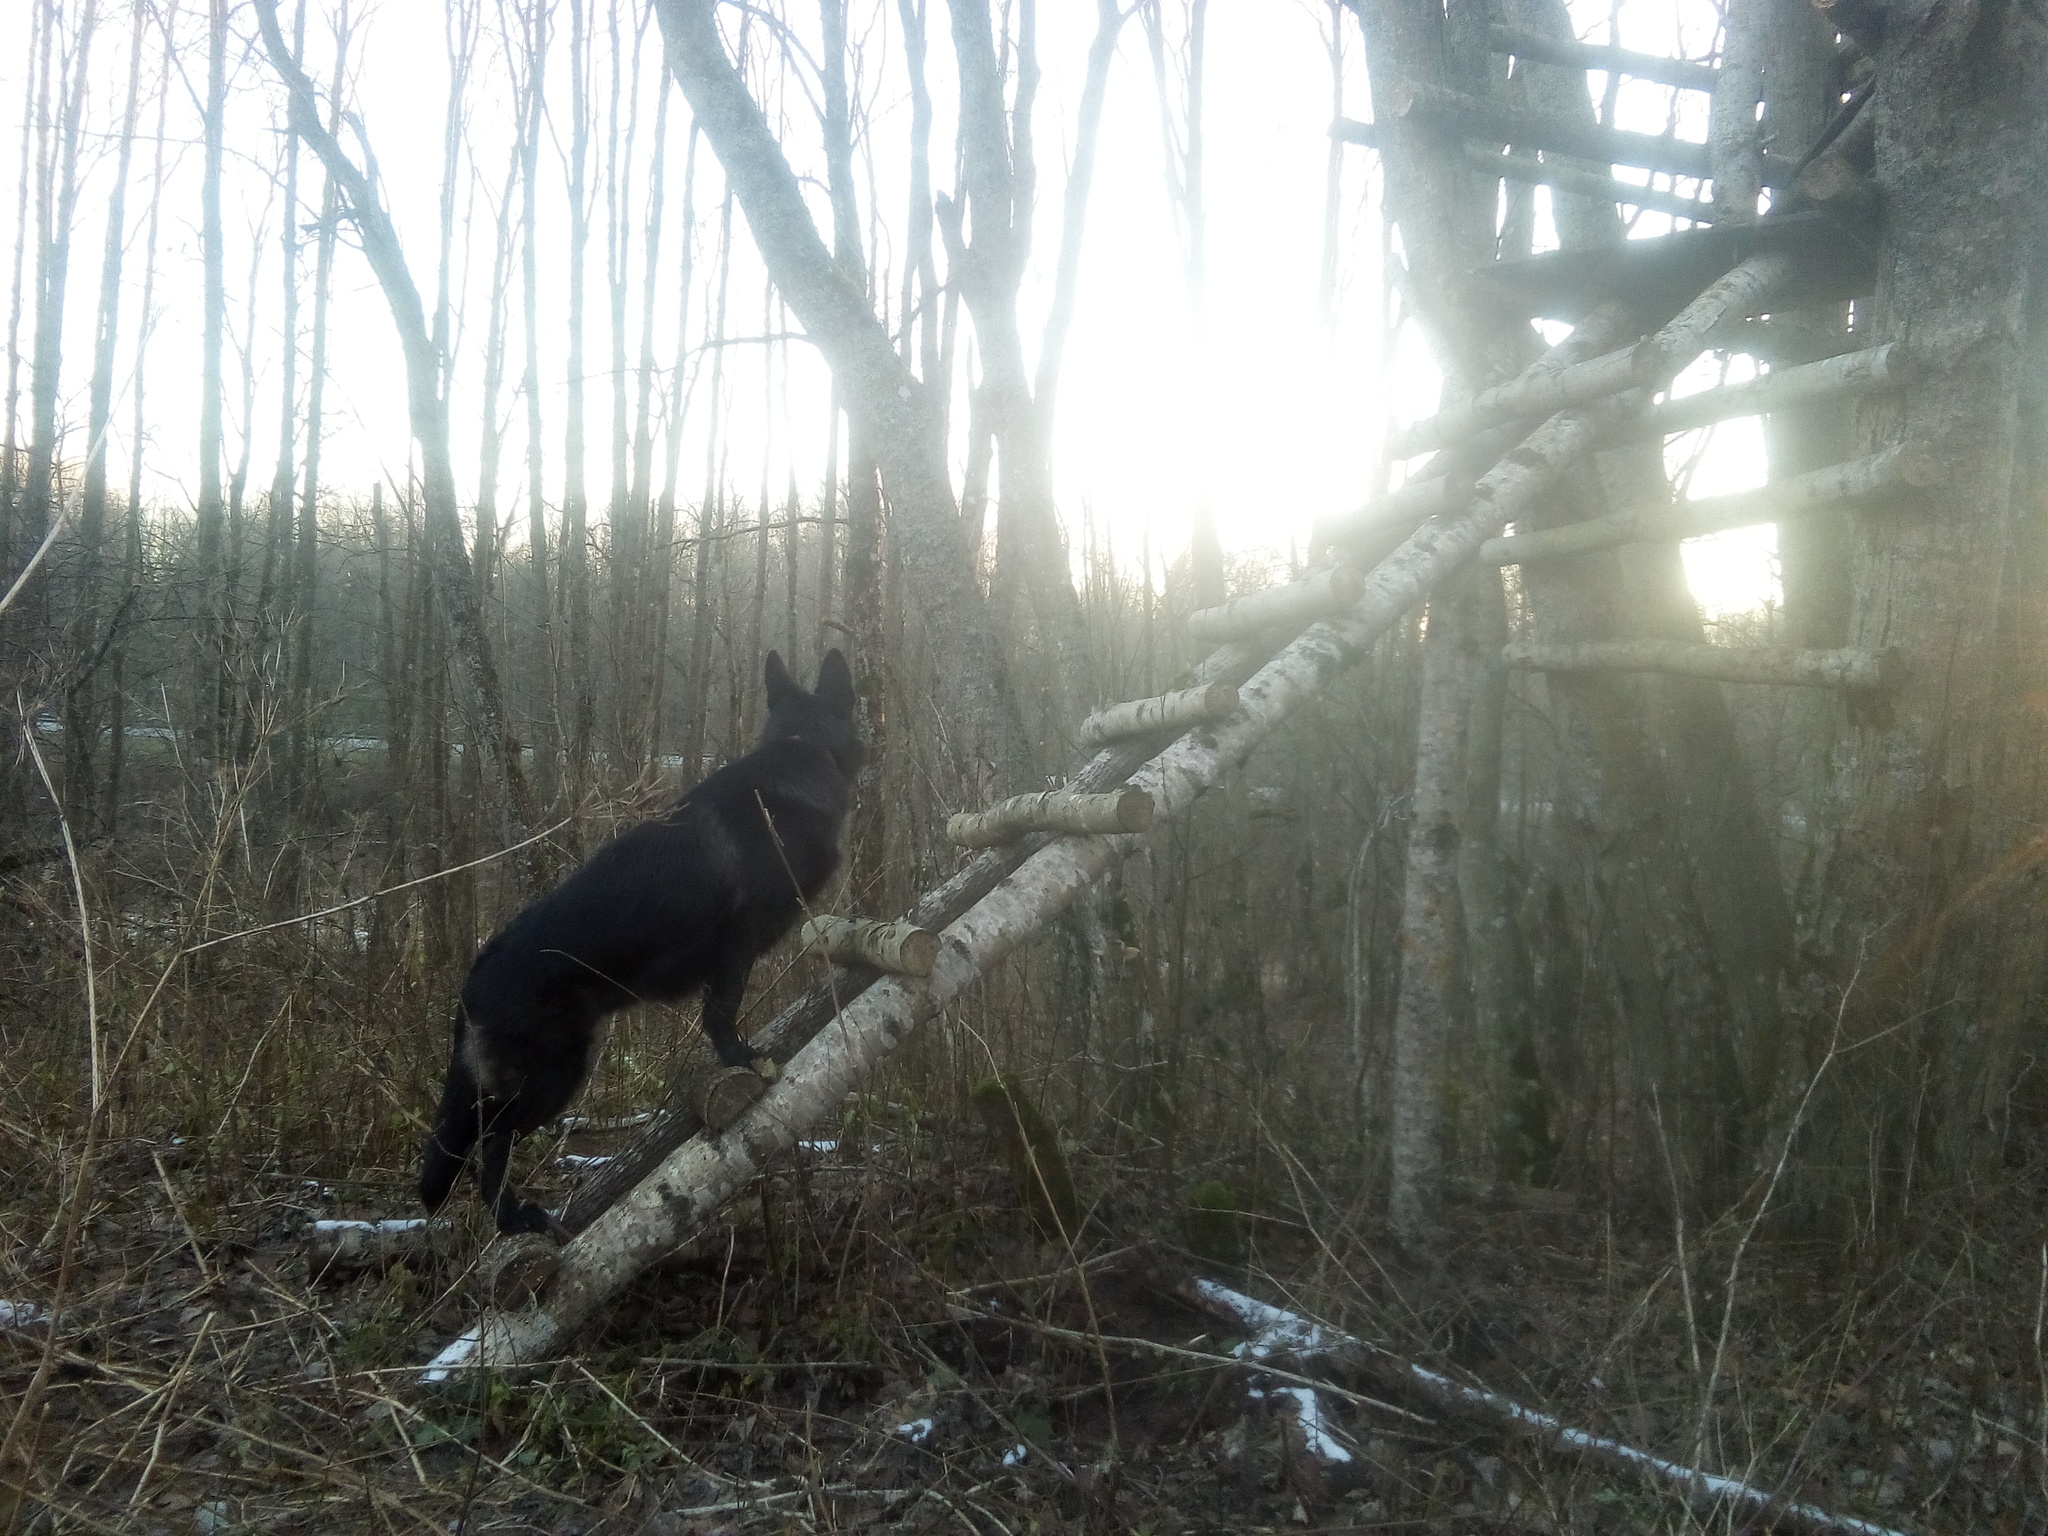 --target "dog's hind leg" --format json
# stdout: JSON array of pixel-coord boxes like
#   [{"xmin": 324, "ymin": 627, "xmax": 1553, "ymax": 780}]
[{"xmin": 420, "ymin": 1025, "xmax": 482, "ymax": 1214}]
